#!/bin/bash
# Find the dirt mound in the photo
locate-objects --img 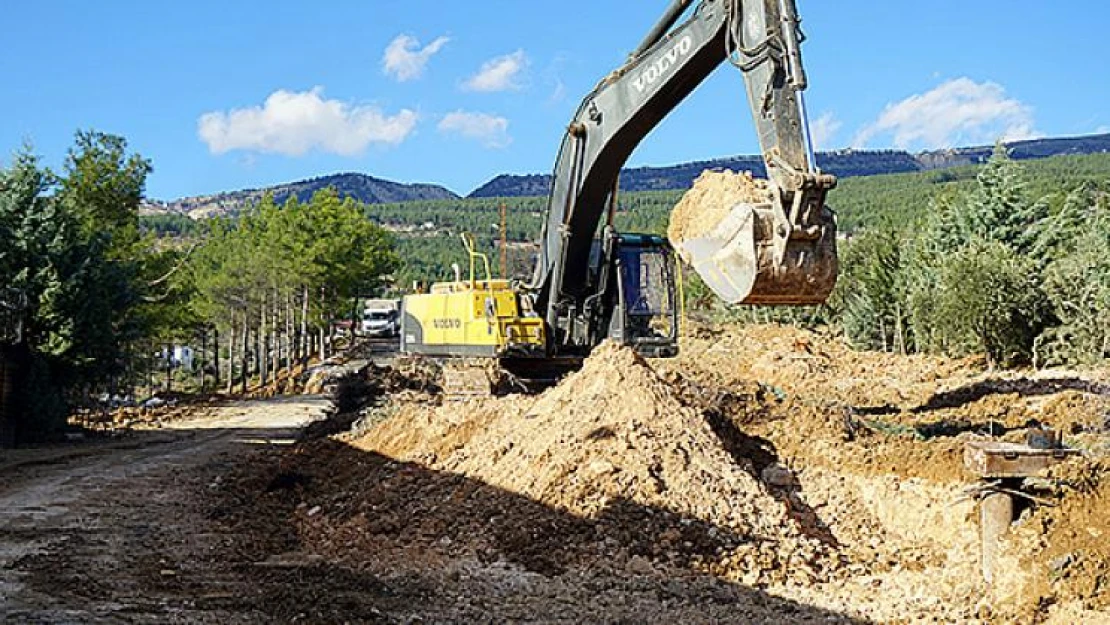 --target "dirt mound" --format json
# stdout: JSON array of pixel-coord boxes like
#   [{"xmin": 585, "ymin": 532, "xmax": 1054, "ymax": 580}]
[
  {"xmin": 350, "ymin": 341, "xmax": 838, "ymax": 586},
  {"xmin": 667, "ymin": 323, "xmax": 981, "ymax": 410},
  {"xmin": 667, "ymin": 170, "xmax": 771, "ymax": 243},
  {"xmin": 662, "ymin": 323, "xmax": 1110, "ymax": 620},
  {"xmin": 210, "ymin": 324, "xmax": 1110, "ymax": 622}
]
